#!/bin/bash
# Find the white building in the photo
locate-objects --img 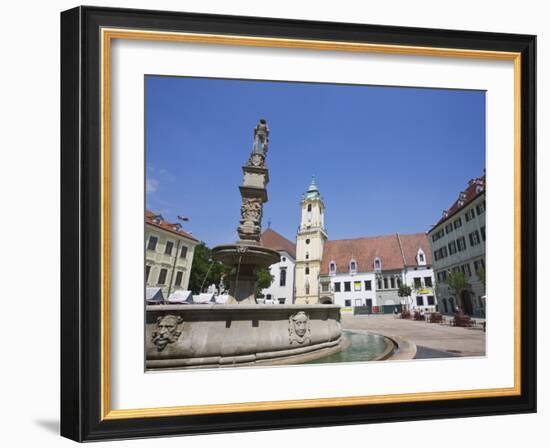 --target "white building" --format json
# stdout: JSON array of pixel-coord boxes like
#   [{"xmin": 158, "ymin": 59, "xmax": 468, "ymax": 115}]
[
  {"xmin": 428, "ymin": 175, "xmax": 486, "ymax": 317},
  {"xmin": 260, "ymin": 228, "xmax": 296, "ymax": 304},
  {"xmin": 318, "ymin": 233, "xmax": 436, "ymax": 314}
]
